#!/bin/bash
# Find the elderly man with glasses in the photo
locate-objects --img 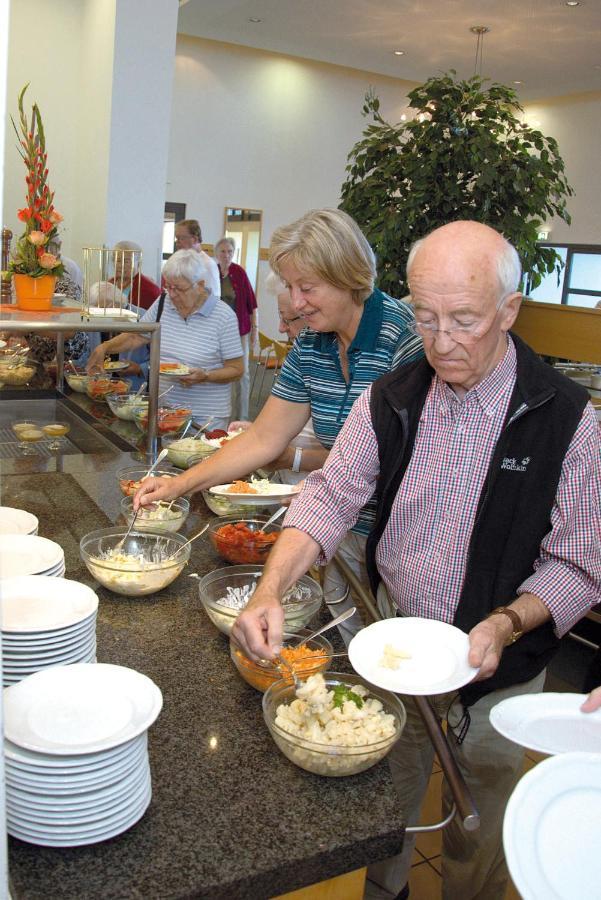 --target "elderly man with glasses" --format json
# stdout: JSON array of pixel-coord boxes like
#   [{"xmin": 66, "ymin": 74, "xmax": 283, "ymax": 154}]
[{"xmin": 232, "ymin": 220, "xmax": 601, "ymax": 900}]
